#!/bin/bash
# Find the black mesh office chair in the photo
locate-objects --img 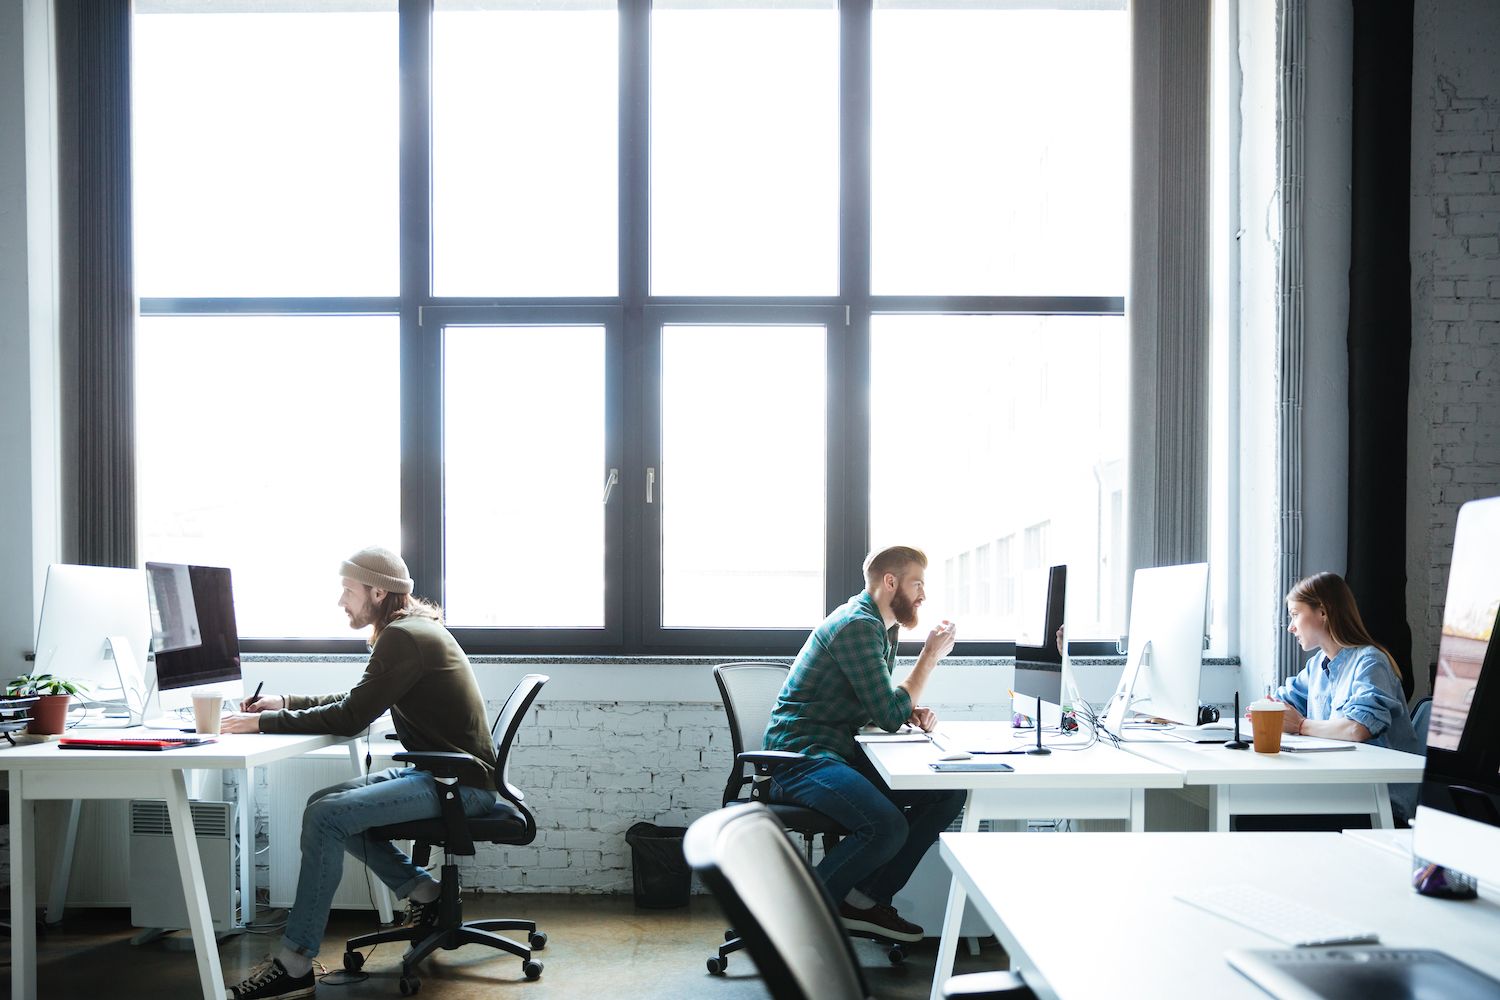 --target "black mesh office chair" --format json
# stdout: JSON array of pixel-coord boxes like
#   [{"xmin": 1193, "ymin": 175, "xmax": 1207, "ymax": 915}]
[
  {"xmin": 687, "ymin": 804, "xmax": 1034, "ymax": 1000},
  {"xmin": 343, "ymin": 673, "xmax": 550, "ymax": 996},
  {"xmin": 710, "ymin": 662, "xmax": 906, "ymax": 975}
]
